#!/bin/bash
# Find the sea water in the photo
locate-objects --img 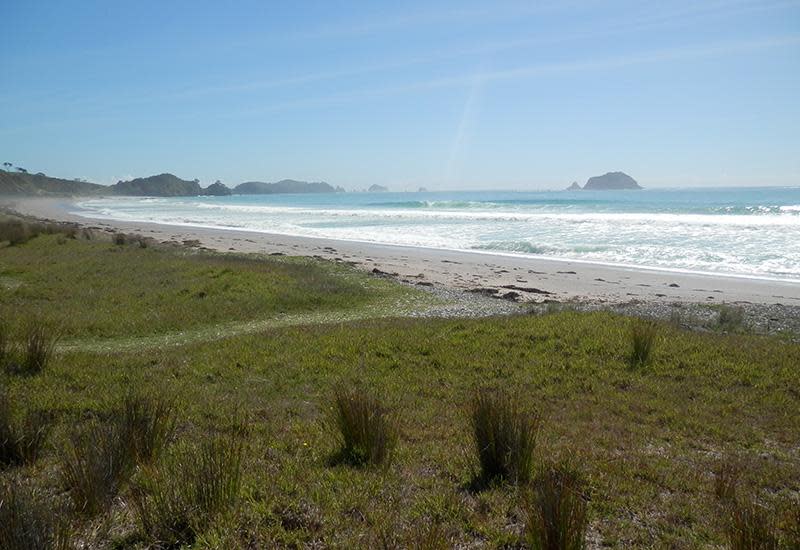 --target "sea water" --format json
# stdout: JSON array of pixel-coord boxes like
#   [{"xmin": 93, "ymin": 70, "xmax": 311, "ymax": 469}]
[{"xmin": 73, "ymin": 187, "xmax": 800, "ymax": 281}]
